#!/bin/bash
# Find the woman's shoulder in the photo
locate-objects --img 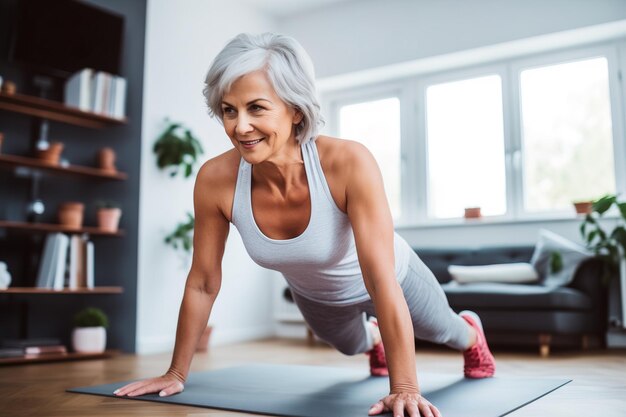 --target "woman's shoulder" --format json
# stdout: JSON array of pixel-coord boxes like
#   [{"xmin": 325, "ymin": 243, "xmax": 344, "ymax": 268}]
[
  {"xmin": 196, "ymin": 148, "xmax": 240, "ymax": 186},
  {"xmin": 315, "ymin": 135, "xmax": 376, "ymax": 170}
]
